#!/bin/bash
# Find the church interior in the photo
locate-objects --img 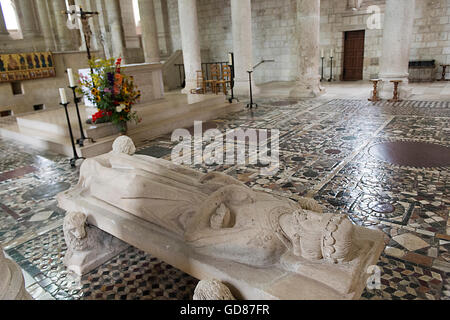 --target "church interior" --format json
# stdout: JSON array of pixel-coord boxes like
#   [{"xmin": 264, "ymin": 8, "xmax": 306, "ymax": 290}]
[{"xmin": 0, "ymin": 0, "xmax": 449, "ymax": 302}]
